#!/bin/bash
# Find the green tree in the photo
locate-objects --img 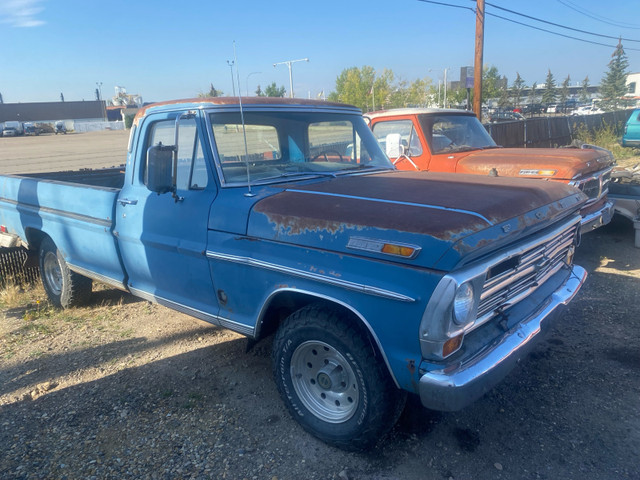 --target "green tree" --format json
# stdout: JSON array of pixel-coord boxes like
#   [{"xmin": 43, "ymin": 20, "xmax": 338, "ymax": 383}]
[
  {"xmin": 482, "ymin": 65, "xmax": 506, "ymax": 103},
  {"xmin": 542, "ymin": 69, "xmax": 557, "ymax": 104},
  {"xmin": 511, "ymin": 72, "xmax": 525, "ymax": 108},
  {"xmin": 579, "ymin": 76, "xmax": 591, "ymax": 103},
  {"xmin": 600, "ymin": 40, "xmax": 631, "ymax": 110},
  {"xmin": 559, "ymin": 75, "xmax": 571, "ymax": 110},
  {"xmin": 328, "ymin": 66, "xmax": 376, "ymax": 111},
  {"xmin": 198, "ymin": 83, "xmax": 223, "ymax": 98},
  {"xmin": 264, "ymin": 82, "xmax": 286, "ymax": 97},
  {"xmin": 255, "ymin": 85, "xmax": 264, "ymax": 96}
]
